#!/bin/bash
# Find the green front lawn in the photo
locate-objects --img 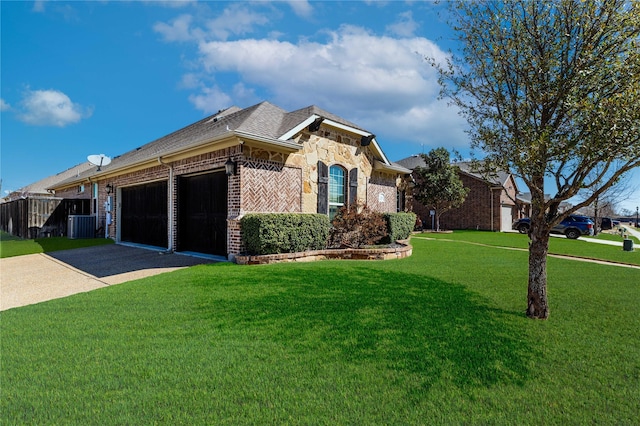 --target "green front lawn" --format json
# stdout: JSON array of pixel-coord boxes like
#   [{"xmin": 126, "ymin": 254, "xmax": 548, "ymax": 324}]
[
  {"xmin": 2, "ymin": 234, "xmax": 638, "ymax": 424},
  {"xmin": 0, "ymin": 231, "xmax": 114, "ymax": 258},
  {"xmin": 418, "ymin": 230, "xmax": 640, "ymax": 265}
]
